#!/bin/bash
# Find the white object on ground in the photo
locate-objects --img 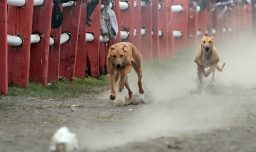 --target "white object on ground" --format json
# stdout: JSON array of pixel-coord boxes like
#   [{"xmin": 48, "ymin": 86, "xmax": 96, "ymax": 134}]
[{"xmin": 49, "ymin": 126, "xmax": 79, "ymax": 152}]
